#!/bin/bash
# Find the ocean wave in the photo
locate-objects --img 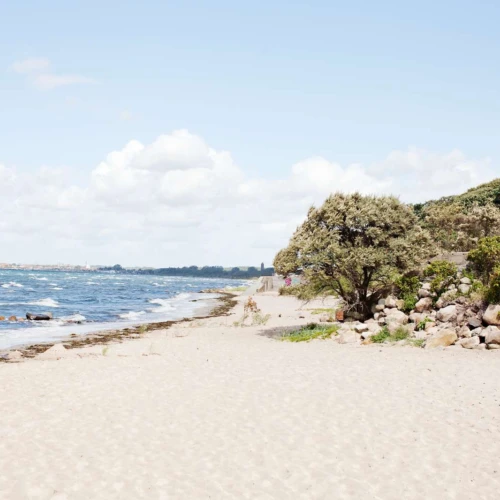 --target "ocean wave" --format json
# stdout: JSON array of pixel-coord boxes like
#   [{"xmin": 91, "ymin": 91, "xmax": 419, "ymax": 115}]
[
  {"xmin": 28, "ymin": 298, "xmax": 59, "ymax": 308},
  {"xmin": 1, "ymin": 282, "xmax": 24, "ymax": 288},
  {"xmin": 32, "ymin": 277, "xmax": 48, "ymax": 281},
  {"xmin": 119, "ymin": 310, "xmax": 146, "ymax": 320},
  {"xmin": 52, "ymin": 287, "xmax": 63, "ymax": 290},
  {"xmin": 87, "ymin": 281, "xmax": 99, "ymax": 285},
  {"xmin": 61, "ymin": 314, "xmax": 86, "ymax": 323}
]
